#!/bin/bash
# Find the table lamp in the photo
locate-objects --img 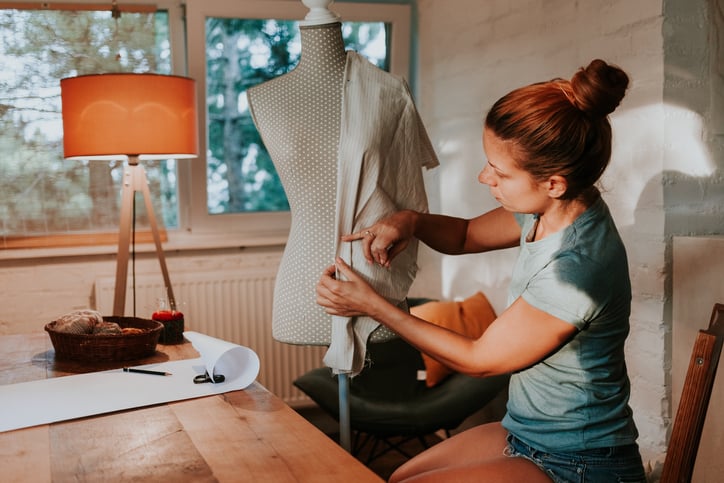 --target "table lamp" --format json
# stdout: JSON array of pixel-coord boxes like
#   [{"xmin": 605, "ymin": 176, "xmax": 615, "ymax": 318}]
[{"xmin": 60, "ymin": 73, "xmax": 198, "ymax": 316}]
